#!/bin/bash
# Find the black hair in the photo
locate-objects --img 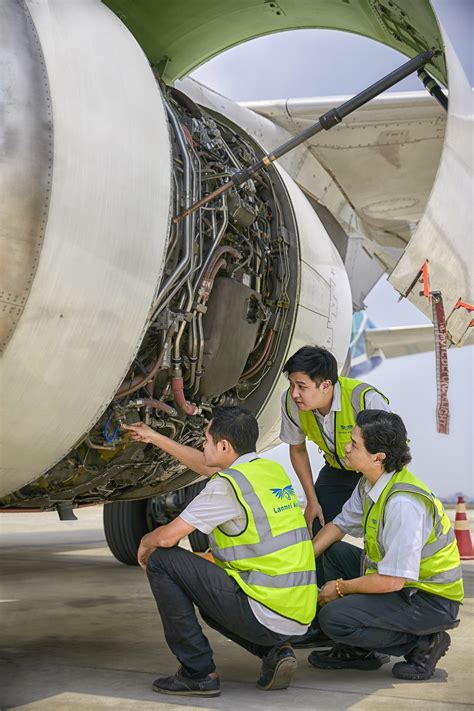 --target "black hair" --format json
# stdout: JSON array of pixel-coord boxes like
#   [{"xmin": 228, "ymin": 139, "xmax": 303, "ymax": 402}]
[
  {"xmin": 283, "ymin": 346, "xmax": 338, "ymax": 385},
  {"xmin": 356, "ymin": 410, "xmax": 412, "ymax": 472},
  {"xmin": 208, "ymin": 406, "xmax": 258, "ymax": 455}
]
